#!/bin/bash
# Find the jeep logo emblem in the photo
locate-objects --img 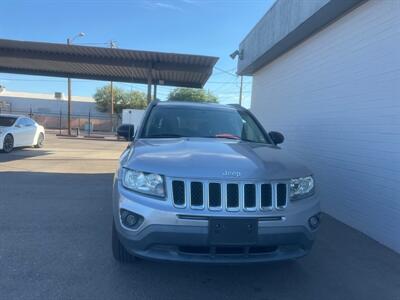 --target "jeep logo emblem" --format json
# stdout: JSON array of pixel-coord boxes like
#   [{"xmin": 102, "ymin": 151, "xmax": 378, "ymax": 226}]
[{"xmin": 222, "ymin": 170, "xmax": 241, "ymax": 177}]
